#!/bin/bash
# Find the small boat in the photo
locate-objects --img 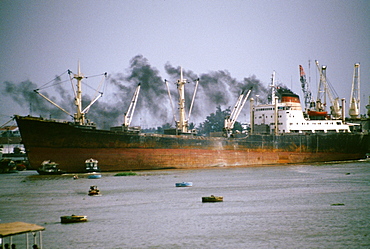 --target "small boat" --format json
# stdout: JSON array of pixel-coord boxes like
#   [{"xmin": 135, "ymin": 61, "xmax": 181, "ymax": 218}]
[
  {"xmin": 88, "ymin": 173, "xmax": 102, "ymax": 179},
  {"xmin": 37, "ymin": 160, "xmax": 66, "ymax": 175},
  {"xmin": 0, "ymin": 159, "xmax": 18, "ymax": 173},
  {"xmin": 60, "ymin": 215, "xmax": 87, "ymax": 223},
  {"xmin": 88, "ymin": 185, "xmax": 101, "ymax": 196},
  {"xmin": 85, "ymin": 158, "xmax": 100, "ymax": 172},
  {"xmin": 202, "ymin": 195, "xmax": 223, "ymax": 202},
  {"xmin": 175, "ymin": 182, "xmax": 193, "ymax": 187}
]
